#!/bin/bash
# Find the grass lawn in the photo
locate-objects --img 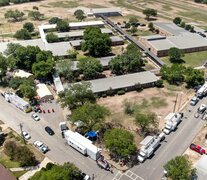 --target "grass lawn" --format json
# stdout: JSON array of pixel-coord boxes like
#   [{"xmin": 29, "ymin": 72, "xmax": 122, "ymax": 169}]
[
  {"xmin": 13, "ymin": 170, "xmax": 28, "ymax": 178},
  {"xmin": 161, "ymin": 51, "xmax": 207, "ymax": 67},
  {"xmin": 0, "ymin": 153, "xmax": 20, "ymax": 168}
]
